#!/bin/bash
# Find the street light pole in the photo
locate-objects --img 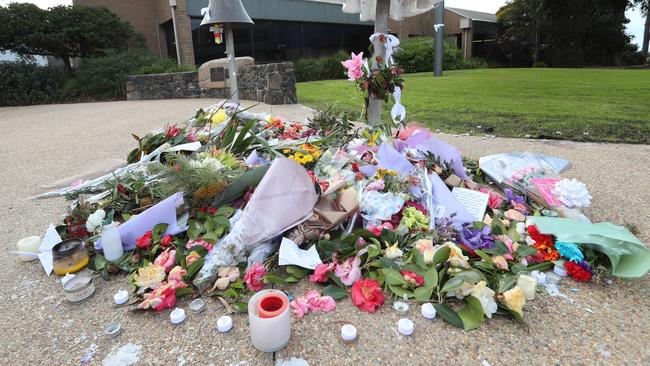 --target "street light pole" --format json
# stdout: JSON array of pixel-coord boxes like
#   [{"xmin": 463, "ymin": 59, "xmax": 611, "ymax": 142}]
[
  {"xmin": 434, "ymin": 0, "xmax": 444, "ymax": 77},
  {"xmin": 169, "ymin": 0, "xmax": 181, "ymax": 66}
]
